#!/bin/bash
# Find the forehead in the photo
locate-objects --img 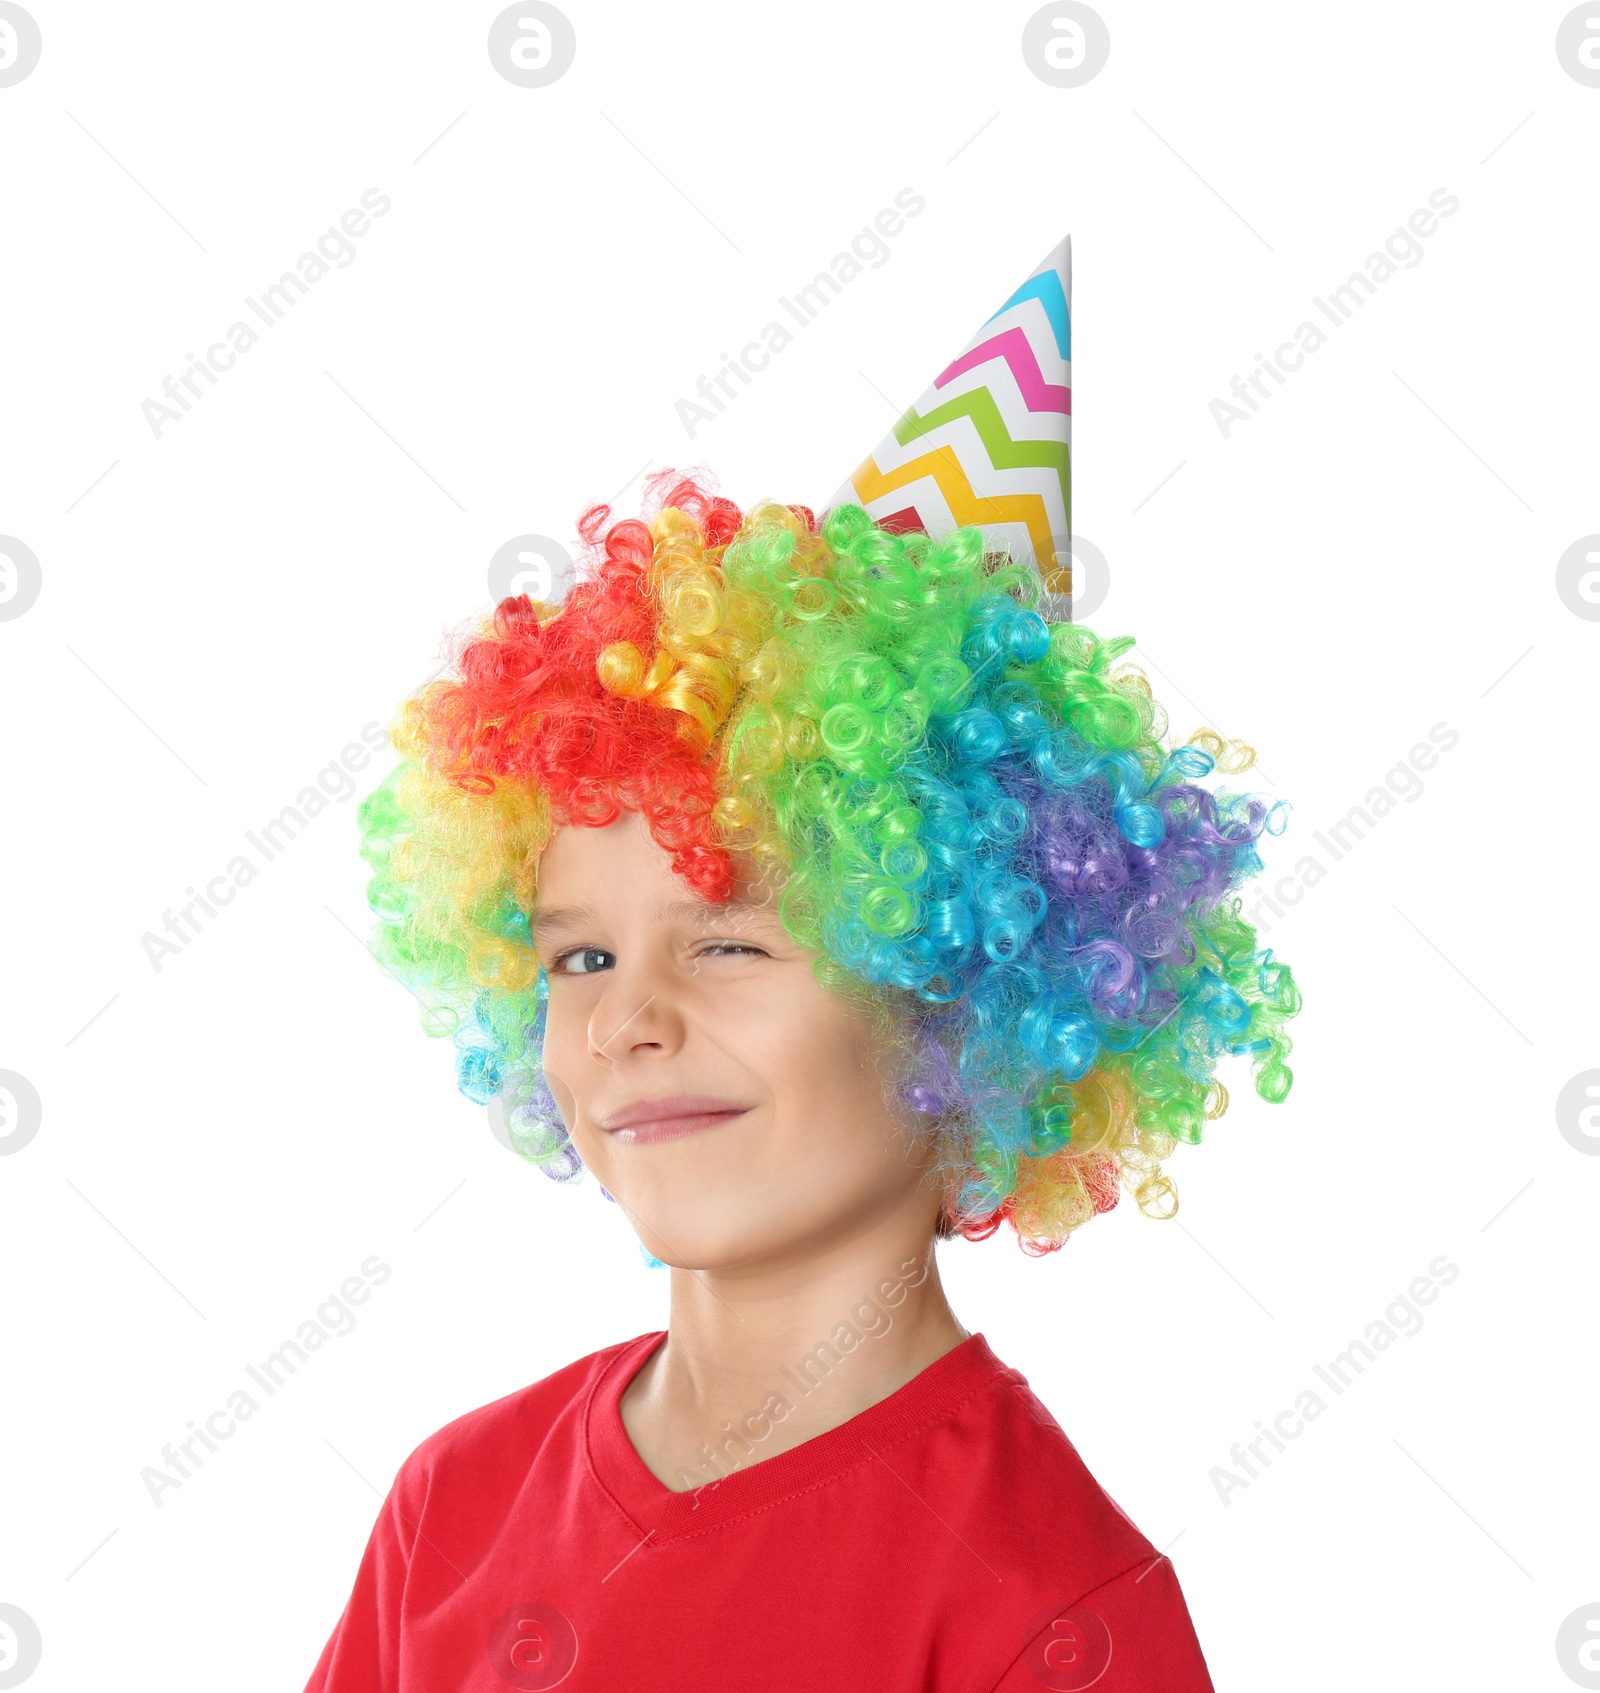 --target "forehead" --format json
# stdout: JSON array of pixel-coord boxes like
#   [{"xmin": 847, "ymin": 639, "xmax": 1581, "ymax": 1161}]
[{"xmin": 530, "ymin": 815, "xmax": 780, "ymax": 938}]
